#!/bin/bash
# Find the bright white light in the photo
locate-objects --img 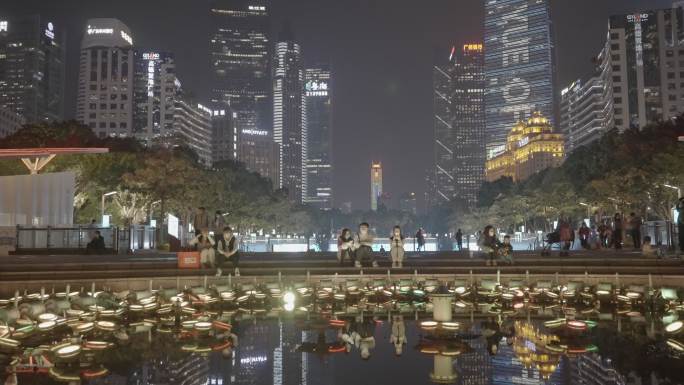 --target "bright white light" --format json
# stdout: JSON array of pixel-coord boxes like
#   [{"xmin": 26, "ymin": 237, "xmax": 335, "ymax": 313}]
[
  {"xmin": 284, "ymin": 302, "xmax": 295, "ymax": 312},
  {"xmin": 120, "ymin": 30, "xmax": 133, "ymax": 45},
  {"xmin": 240, "ymin": 355, "xmax": 268, "ymax": 364},
  {"xmin": 0, "ymin": 21, "xmax": 8, "ymax": 32},
  {"xmin": 87, "ymin": 26, "xmax": 113, "ymax": 35},
  {"xmin": 283, "ymin": 291, "xmax": 295, "ymax": 304}
]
